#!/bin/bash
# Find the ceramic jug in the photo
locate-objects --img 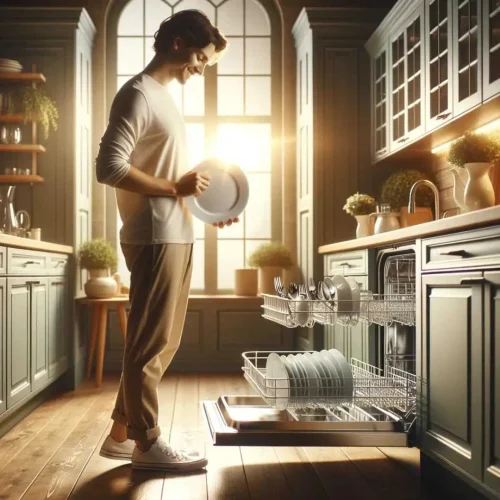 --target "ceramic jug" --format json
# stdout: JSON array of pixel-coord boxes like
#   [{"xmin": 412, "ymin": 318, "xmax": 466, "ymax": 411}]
[{"xmin": 370, "ymin": 204, "xmax": 401, "ymax": 234}]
